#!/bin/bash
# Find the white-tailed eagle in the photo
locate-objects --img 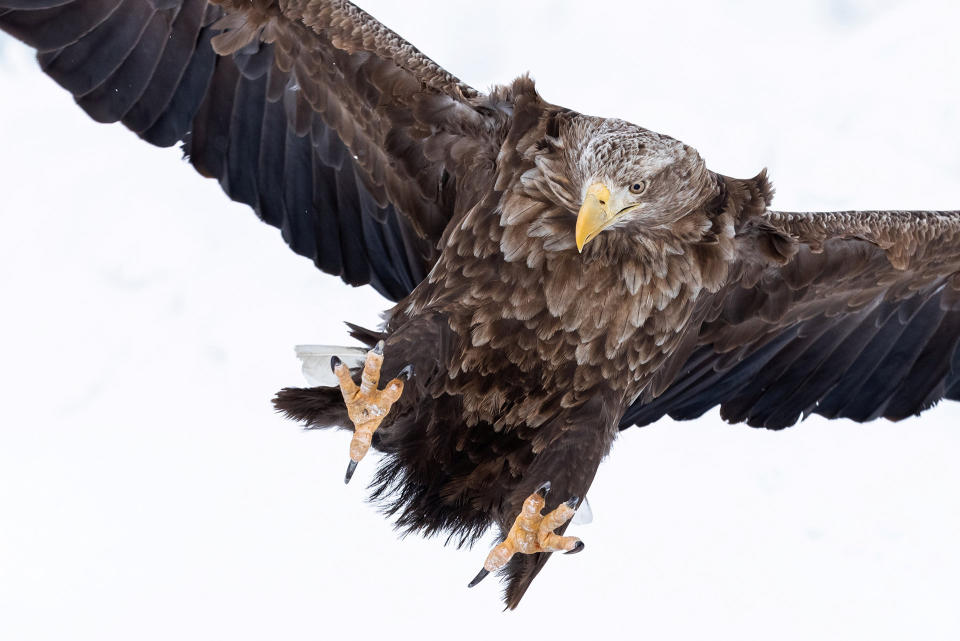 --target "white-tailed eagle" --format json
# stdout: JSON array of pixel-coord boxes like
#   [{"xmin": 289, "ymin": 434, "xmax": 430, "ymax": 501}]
[{"xmin": 3, "ymin": 0, "xmax": 960, "ymax": 608}]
